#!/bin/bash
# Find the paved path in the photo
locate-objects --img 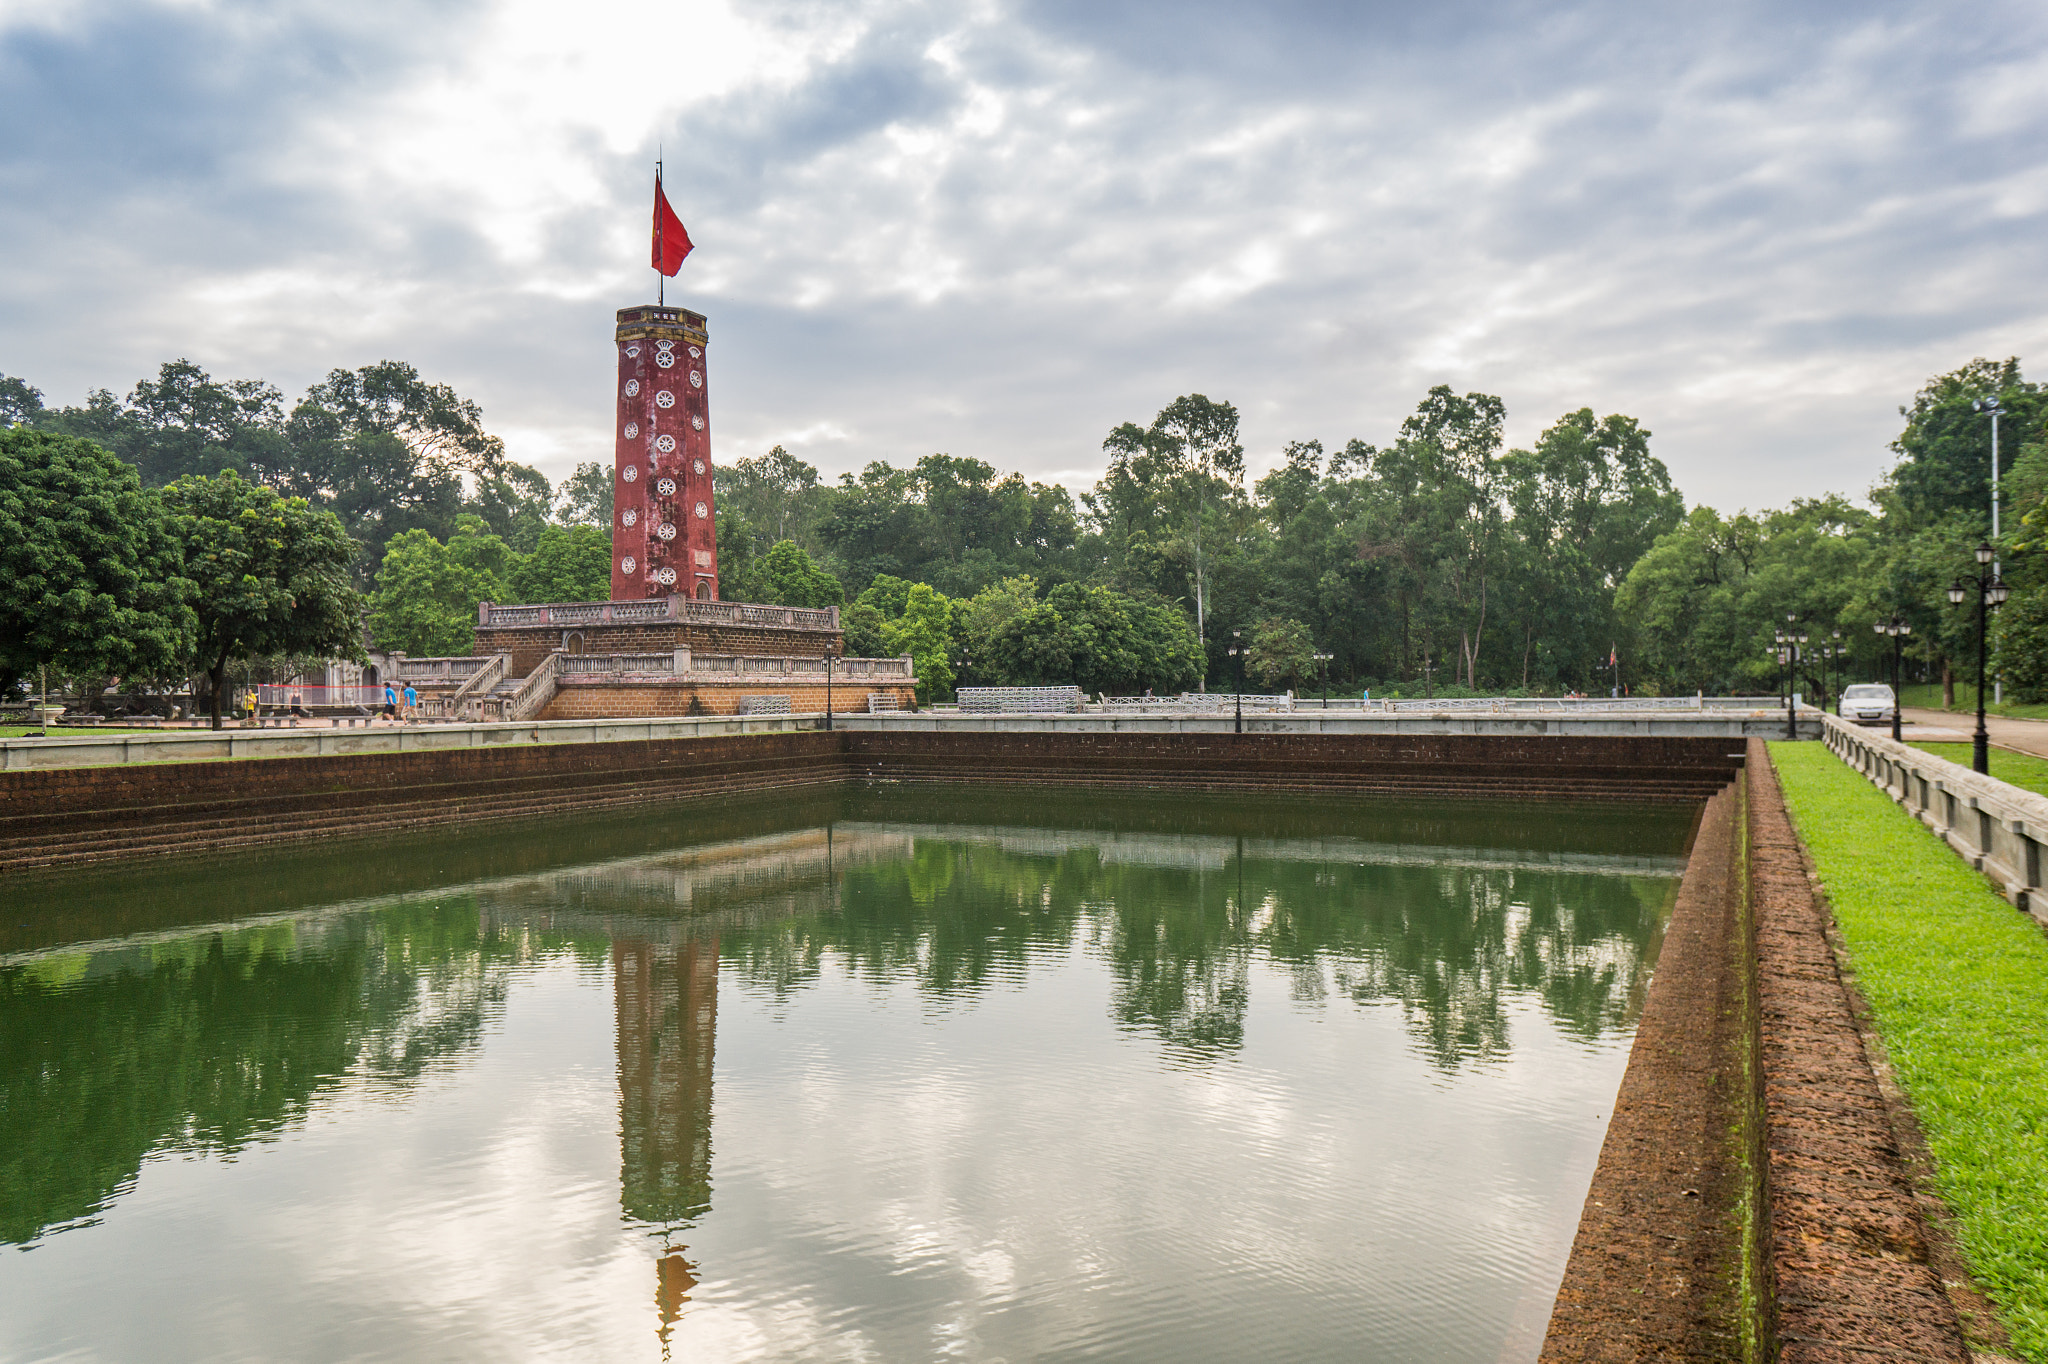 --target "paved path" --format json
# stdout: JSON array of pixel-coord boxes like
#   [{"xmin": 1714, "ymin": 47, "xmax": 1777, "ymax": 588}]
[{"xmin": 1902, "ymin": 706, "xmax": 2048, "ymax": 757}]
